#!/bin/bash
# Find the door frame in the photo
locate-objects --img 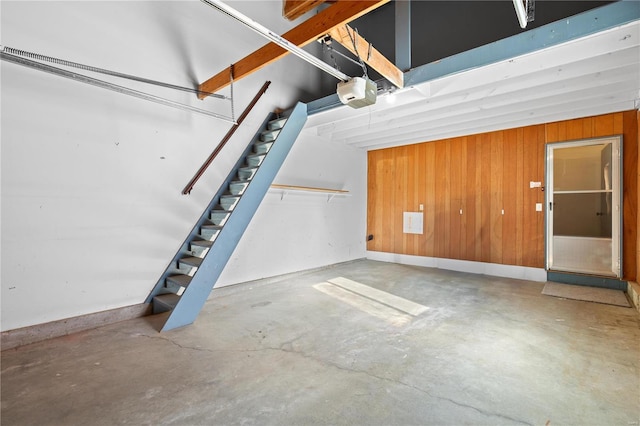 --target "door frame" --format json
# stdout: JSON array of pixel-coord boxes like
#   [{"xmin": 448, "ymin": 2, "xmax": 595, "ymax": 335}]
[{"xmin": 545, "ymin": 135, "xmax": 623, "ymax": 278}]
